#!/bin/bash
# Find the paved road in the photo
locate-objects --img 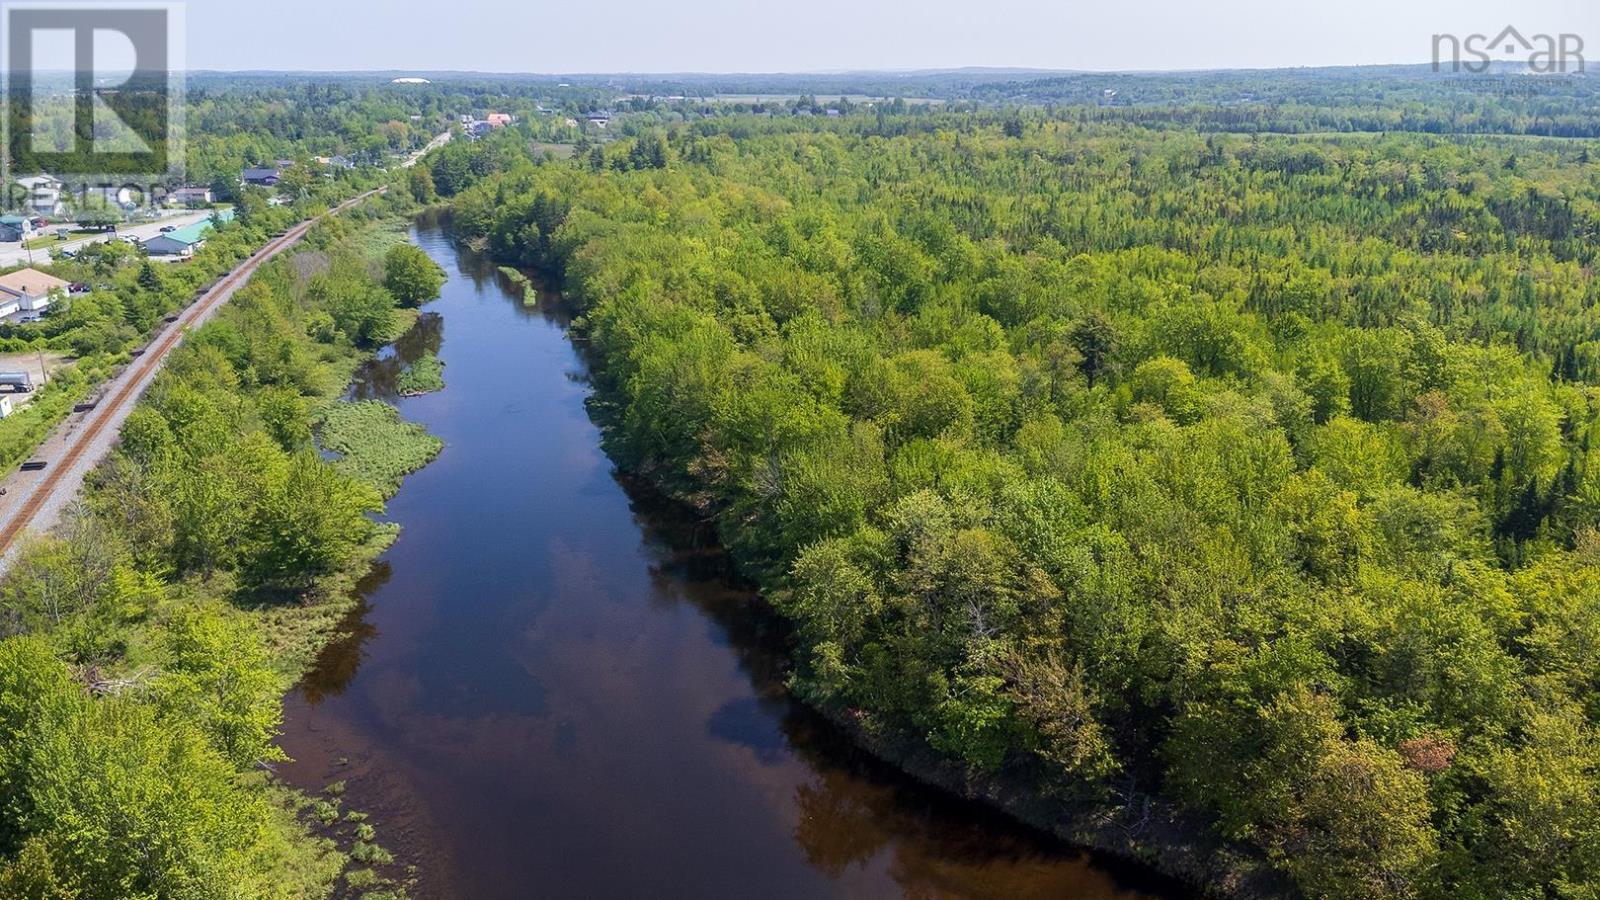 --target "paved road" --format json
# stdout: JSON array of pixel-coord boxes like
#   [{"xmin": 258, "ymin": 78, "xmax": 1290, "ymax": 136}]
[
  {"xmin": 0, "ymin": 187, "xmax": 386, "ymax": 572},
  {"xmin": 0, "ymin": 209, "xmax": 216, "ymax": 269},
  {"xmin": 0, "ymin": 129, "xmax": 449, "ymax": 270},
  {"xmin": 407, "ymin": 130, "xmax": 451, "ymax": 165}
]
